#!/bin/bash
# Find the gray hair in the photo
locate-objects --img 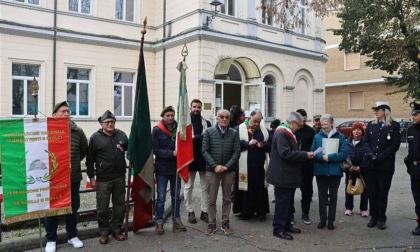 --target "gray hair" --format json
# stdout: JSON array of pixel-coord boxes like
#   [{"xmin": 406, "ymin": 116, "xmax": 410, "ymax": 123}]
[
  {"xmin": 320, "ymin": 114, "xmax": 334, "ymax": 124},
  {"xmin": 217, "ymin": 109, "xmax": 230, "ymax": 117},
  {"xmin": 286, "ymin": 112, "xmax": 303, "ymax": 124},
  {"xmin": 250, "ymin": 109, "xmax": 263, "ymax": 118}
]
